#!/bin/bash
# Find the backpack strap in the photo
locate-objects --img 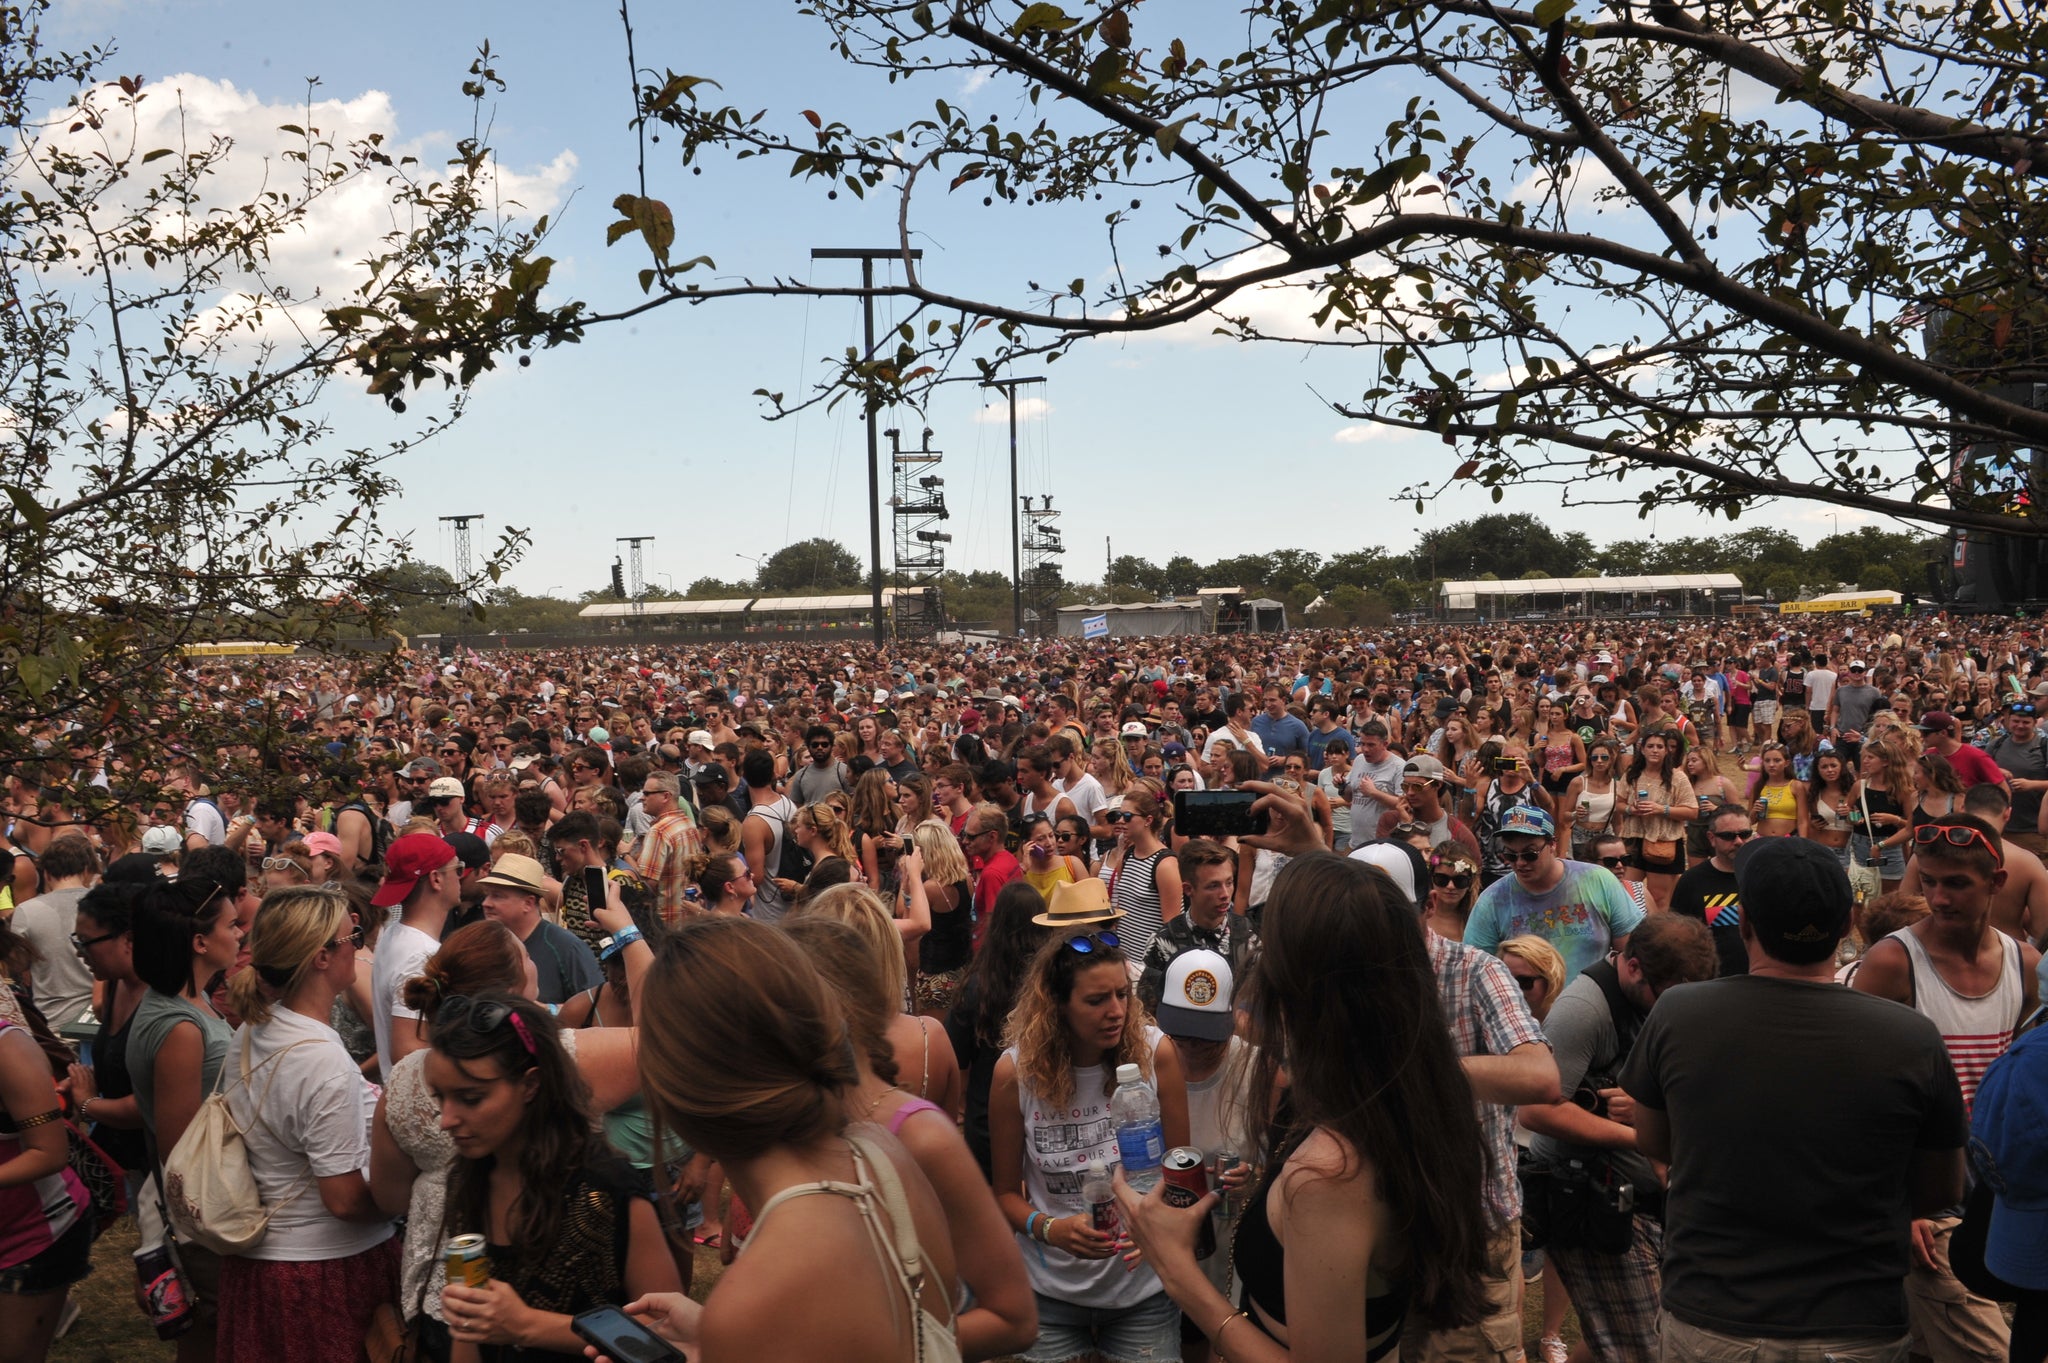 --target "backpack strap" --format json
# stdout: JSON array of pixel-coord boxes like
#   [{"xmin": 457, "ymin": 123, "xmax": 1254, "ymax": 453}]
[{"xmin": 847, "ymin": 1131, "xmax": 952, "ymax": 1332}]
